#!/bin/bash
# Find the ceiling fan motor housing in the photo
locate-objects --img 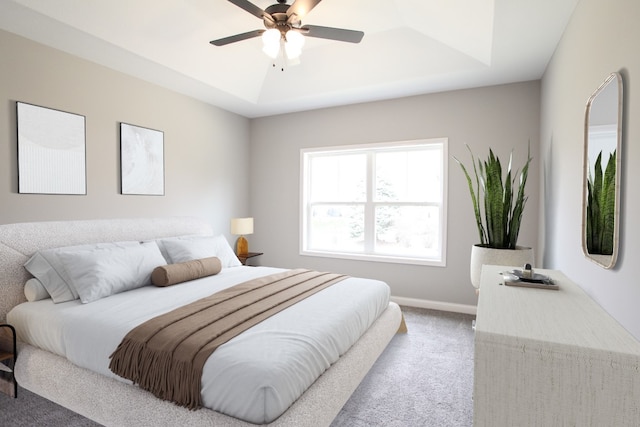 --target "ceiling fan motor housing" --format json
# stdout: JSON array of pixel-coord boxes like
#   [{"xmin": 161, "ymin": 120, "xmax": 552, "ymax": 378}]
[{"xmin": 264, "ymin": 3, "xmax": 300, "ymax": 35}]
